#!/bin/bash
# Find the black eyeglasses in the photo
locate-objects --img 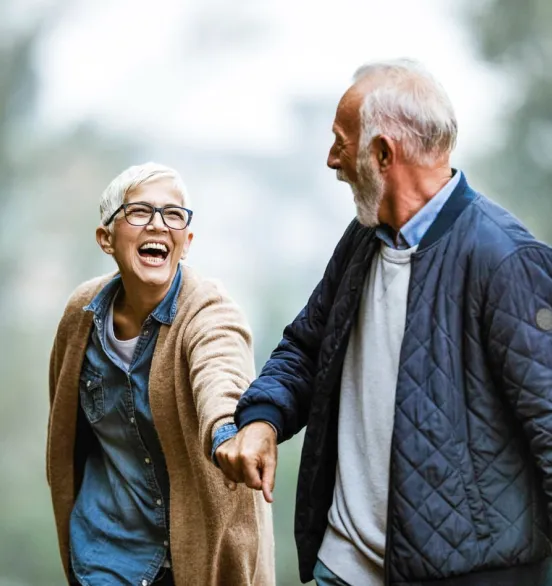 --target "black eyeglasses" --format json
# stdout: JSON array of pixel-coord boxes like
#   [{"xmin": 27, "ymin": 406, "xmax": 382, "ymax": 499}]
[{"xmin": 104, "ymin": 202, "xmax": 193, "ymax": 230}]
